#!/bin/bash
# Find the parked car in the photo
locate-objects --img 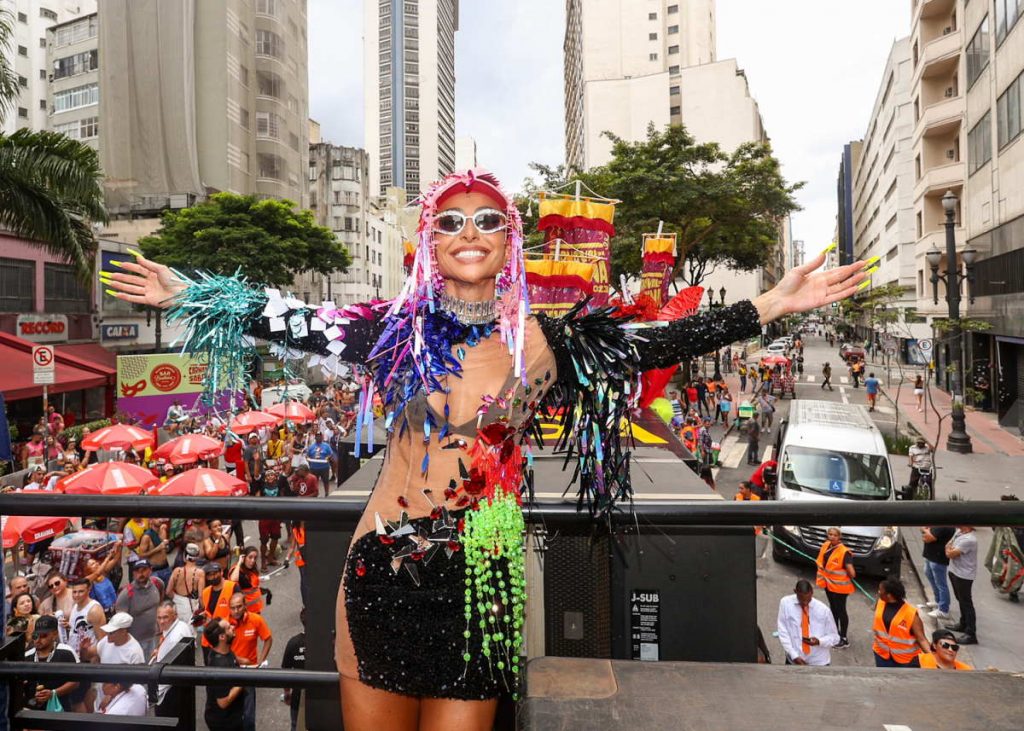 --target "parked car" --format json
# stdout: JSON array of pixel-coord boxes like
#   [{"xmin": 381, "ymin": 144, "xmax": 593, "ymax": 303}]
[
  {"xmin": 766, "ymin": 342, "xmax": 789, "ymax": 355},
  {"xmin": 839, "ymin": 344, "xmax": 867, "ymax": 363}
]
